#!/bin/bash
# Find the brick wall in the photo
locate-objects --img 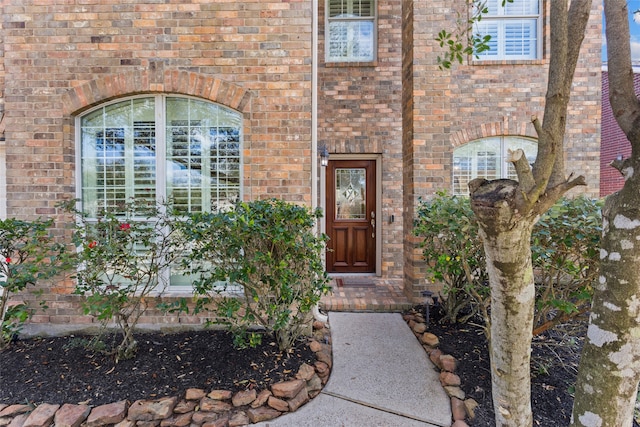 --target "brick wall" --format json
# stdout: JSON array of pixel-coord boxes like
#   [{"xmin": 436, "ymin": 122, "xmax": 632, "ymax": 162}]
[
  {"xmin": 2, "ymin": 0, "xmax": 313, "ymax": 325},
  {"xmin": 403, "ymin": 1, "xmax": 602, "ymax": 300},
  {"xmin": 317, "ymin": 0, "xmax": 405, "ymax": 280}
]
